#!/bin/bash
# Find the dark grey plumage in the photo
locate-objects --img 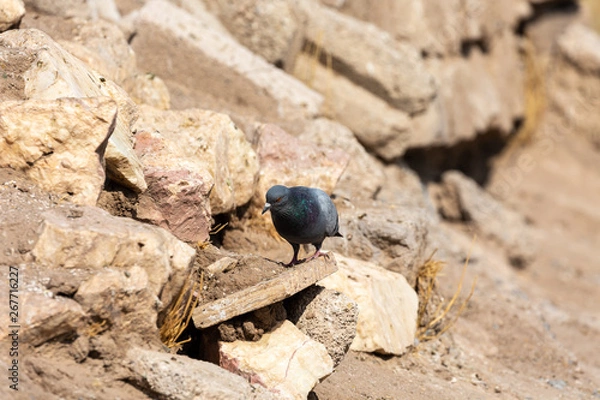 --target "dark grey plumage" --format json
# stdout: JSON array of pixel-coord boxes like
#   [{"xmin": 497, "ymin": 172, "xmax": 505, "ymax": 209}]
[{"xmin": 262, "ymin": 185, "xmax": 342, "ymax": 266}]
